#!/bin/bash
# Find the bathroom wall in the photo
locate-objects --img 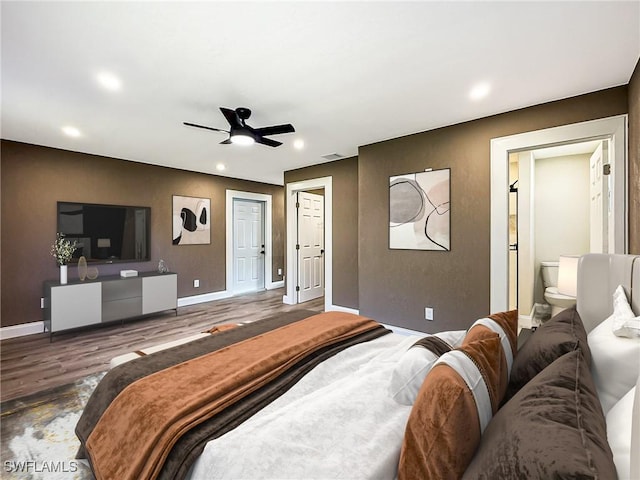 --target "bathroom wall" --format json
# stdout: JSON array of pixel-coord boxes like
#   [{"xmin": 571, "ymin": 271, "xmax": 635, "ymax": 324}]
[{"xmin": 533, "ymin": 153, "xmax": 591, "ymax": 303}]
